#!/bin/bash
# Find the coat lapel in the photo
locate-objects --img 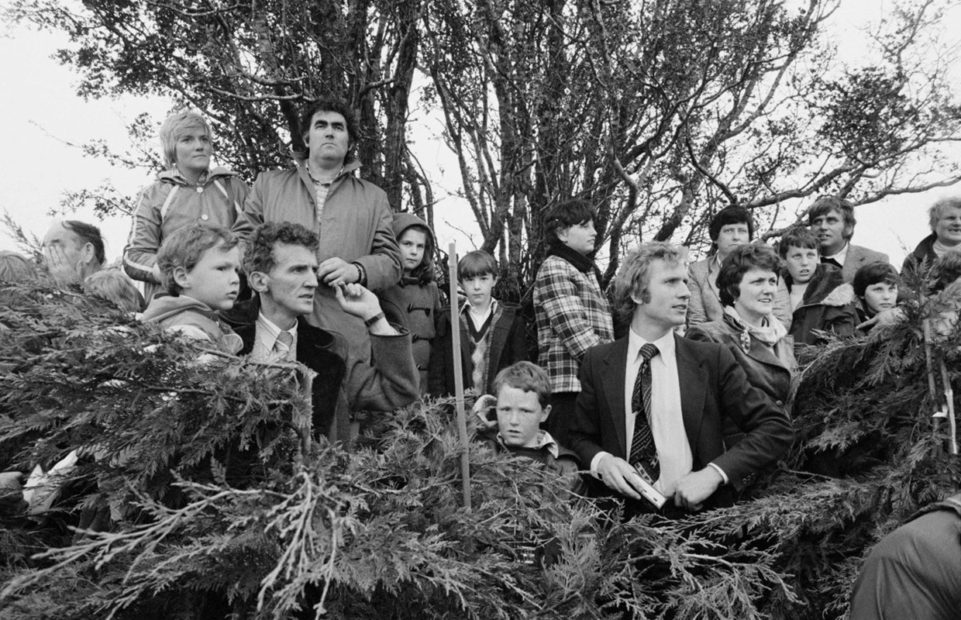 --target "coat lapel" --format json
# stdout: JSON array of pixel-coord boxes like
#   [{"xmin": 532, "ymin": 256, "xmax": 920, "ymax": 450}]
[
  {"xmin": 600, "ymin": 338, "xmax": 630, "ymax": 456},
  {"xmin": 674, "ymin": 335, "xmax": 706, "ymax": 451}
]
